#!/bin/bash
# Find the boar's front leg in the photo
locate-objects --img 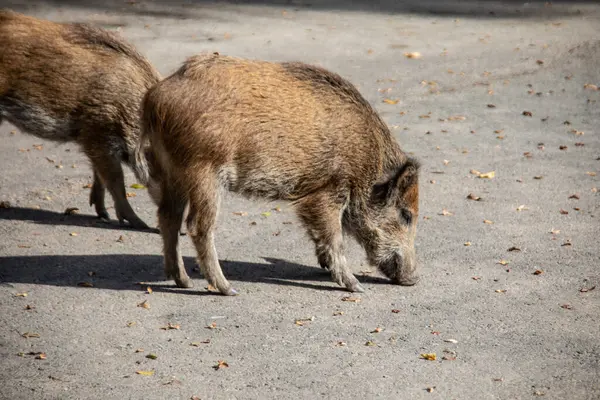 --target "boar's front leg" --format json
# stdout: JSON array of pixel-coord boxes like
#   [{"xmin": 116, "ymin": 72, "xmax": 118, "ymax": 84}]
[
  {"xmin": 186, "ymin": 176, "xmax": 237, "ymax": 296},
  {"xmin": 157, "ymin": 181, "xmax": 193, "ymax": 288},
  {"xmin": 296, "ymin": 192, "xmax": 365, "ymax": 293}
]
